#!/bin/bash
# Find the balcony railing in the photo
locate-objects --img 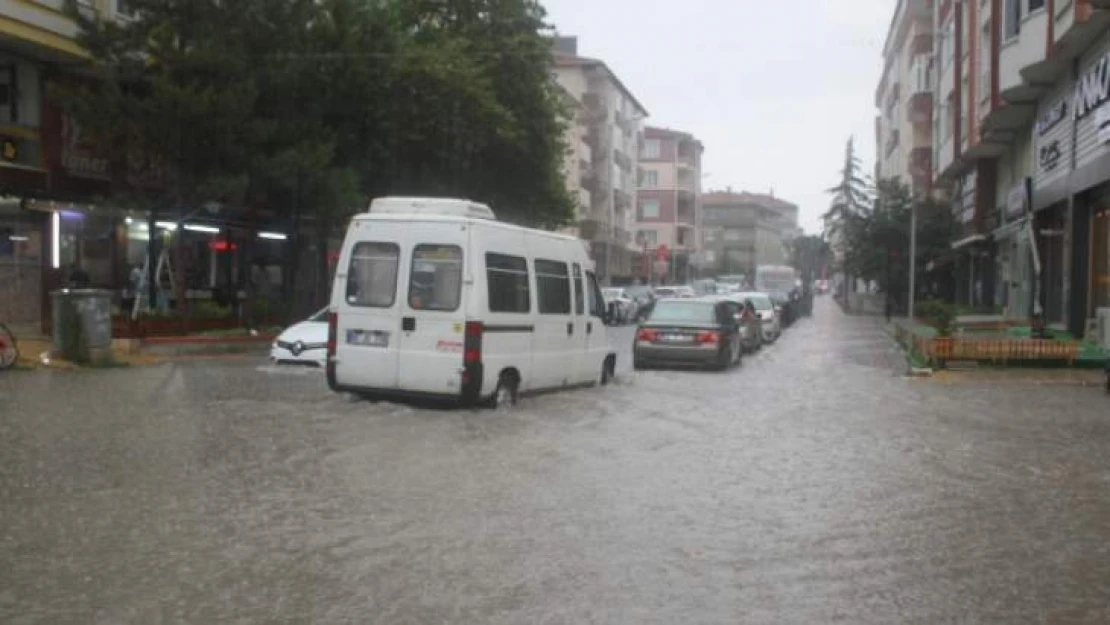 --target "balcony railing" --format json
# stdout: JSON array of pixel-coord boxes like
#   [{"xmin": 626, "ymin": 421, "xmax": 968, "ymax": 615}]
[{"xmin": 613, "ymin": 188, "xmax": 632, "ymax": 211}]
